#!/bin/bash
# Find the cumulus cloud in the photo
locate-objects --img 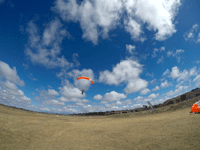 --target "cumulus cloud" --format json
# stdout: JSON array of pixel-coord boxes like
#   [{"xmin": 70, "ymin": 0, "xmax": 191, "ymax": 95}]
[
  {"xmin": 72, "ymin": 53, "xmax": 80, "ymax": 67},
  {"xmin": 160, "ymin": 47, "xmax": 165, "ymax": 51},
  {"xmin": 193, "ymin": 75, "xmax": 200, "ymax": 87},
  {"xmin": 0, "ymin": 61, "xmax": 25, "ymax": 86},
  {"xmin": 148, "ymin": 93, "xmax": 159, "ymax": 99},
  {"xmin": 140, "ymin": 88, "xmax": 150, "ymax": 95},
  {"xmin": 102, "ymin": 91, "xmax": 126, "ymax": 103},
  {"xmin": 53, "ymin": 0, "xmax": 123, "ymax": 44},
  {"xmin": 170, "ymin": 66, "xmax": 180, "ymax": 79},
  {"xmin": 0, "ymin": 80, "xmax": 31, "ymax": 106},
  {"xmin": 124, "ymin": 18, "xmax": 145, "ymax": 41},
  {"xmin": 193, "ymin": 75, "xmax": 200, "ymax": 82},
  {"xmin": 166, "ymin": 49, "xmax": 184, "ymax": 63},
  {"xmin": 146, "ymin": 73, "xmax": 154, "ymax": 78},
  {"xmin": 162, "ymin": 69, "xmax": 170, "ymax": 76},
  {"xmin": 184, "ymin": 24, "xmax": 200, "ymax": 42},
  {"xmin": 99, "ymin": 59, "xmax": 148, "ymax": 94},
  {"xmin": 197, "ymin": 33, "xmax": 200, "ymax": 43},
  {"xmin": 152, "ymin": 47, "xmax": 166, "ymax": 58},
  {"xmin": 134, "ymin": 96, "xmax": 143, "ymax": 103},
  {"xmin": 161, "ymin": 80, "xmax": 172, "ymax": 88},
  {"xmin": 150, "ymin": 79, "xmax": 157, "ymax": 85},
  {"xmin": 93, "ymin": 94, "xmax": 103, "ymax": 100},
  {"xmin": 44, "ymin": 99, "xmax": 65, "ymax": 107},
  {"xmin": 169, "ymin": 66, "xmax": 196, "ymax": 83},
  {"xmin": 152, "ymin": 86, "xmax": 160, "ymax": 91},
  {"xmin": 126, "ymin": 44, "xmax": 136, "ymax": 54},
  {"xmin": 47, "ymin": 89, "xmax": 59, "ymax": 96},
  {"xmin": 58, "ymin": 85, "xmax": 84, "ymax": 100},
  {"xmin": 53, "ymin": 0, "xmax": 181, "ymax": 44},
  {"xmin": 165, "ymin": 86, "xmax": 187, "ymax": 97},
  {"xmin": 189, "ymin": 67, "xmax": 197, "ymax": 76},
  {"xmin": 25, "ymin": 19, "xmax": 73, "ymax": 69}
]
